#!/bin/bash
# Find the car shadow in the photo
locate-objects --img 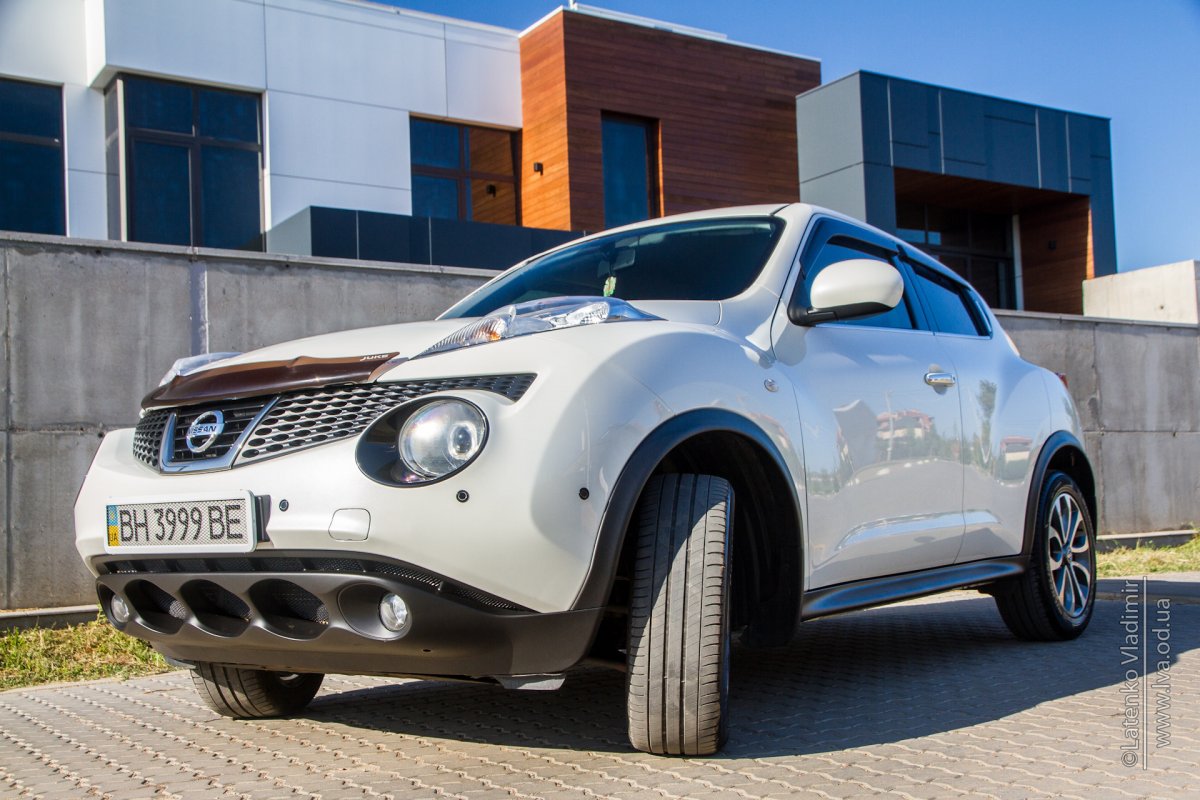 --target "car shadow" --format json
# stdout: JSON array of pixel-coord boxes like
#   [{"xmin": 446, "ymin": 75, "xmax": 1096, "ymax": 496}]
[{"xmin": 305, "ymin": 595, "xmax": 1197, "ymax": 757}]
